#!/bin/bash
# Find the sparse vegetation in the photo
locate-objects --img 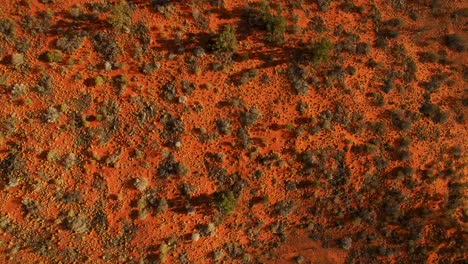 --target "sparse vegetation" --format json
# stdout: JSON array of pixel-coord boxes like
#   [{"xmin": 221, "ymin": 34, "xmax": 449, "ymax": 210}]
[
  {"xmin": 212, "ymin": 25, "xmax": 238, "ymax": 53},
  {"xmin": 216, "ymin": 191, "xmax": 237, "ymax": 215},
  {"xmin": 308, "ymin": 38, "xmax": 333, "ymax": 64},
  {"xmin": 0, "ymin": 1, "xmax": 464, "ymax": 263},
  {"xmin": 244, "ymin": 0, "xmax": 288, "ymax": 44},
  {"xmin": 109, "ymin": 0, "xmax": 133, "ymax": 33},
  {"xmin": 42, "ymin": 50, "xmax": 64, "ymax": 63}
]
